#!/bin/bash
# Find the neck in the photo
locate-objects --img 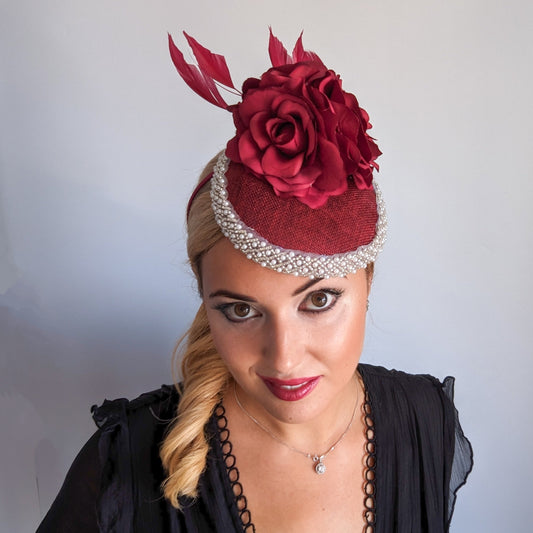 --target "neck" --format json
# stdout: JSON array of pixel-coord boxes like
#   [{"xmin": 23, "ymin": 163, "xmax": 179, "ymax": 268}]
[{"xmin": 230, "ymin": 373, "xmax": 361, "ymax": 454}]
